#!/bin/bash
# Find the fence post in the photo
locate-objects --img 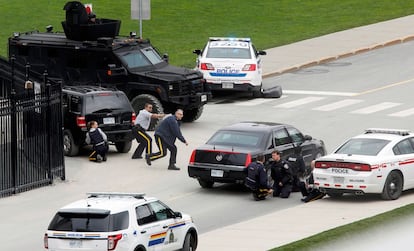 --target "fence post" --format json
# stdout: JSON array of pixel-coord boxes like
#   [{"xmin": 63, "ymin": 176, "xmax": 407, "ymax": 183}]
[
  {"xmin": 44, "ymin": 71, "xmax": 53, "ymax": 184},
  {"xmin": 10, "ymin": 56, "xmax": 18, "ymax": 194}
]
